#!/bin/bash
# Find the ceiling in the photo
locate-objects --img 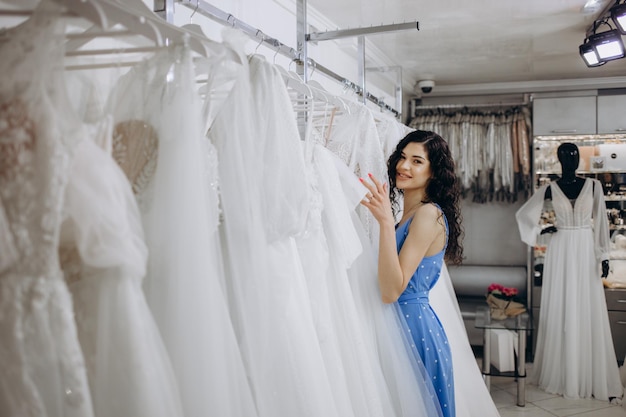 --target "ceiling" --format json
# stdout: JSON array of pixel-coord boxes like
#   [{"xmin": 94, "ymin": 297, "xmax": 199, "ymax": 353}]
[{"xmin": 306, "ymin": 0, "xmax": 626, "ymax": 98}]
